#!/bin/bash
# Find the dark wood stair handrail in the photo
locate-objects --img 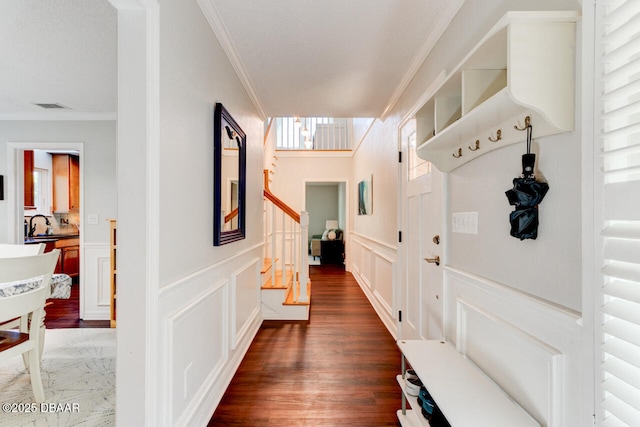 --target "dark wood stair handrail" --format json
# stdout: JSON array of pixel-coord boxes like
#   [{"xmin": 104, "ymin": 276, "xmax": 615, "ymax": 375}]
[{"xmin": 263, "ymin": 169, "xmax": 300, "ymax": 223}]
